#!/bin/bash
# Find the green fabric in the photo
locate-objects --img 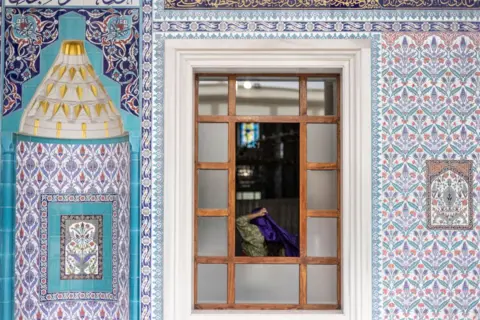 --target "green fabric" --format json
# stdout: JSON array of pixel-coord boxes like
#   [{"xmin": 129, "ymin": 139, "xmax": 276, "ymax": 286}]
[{"xmin": 236, "ymin": 215, "xmax": 268, "ymax": 257}]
